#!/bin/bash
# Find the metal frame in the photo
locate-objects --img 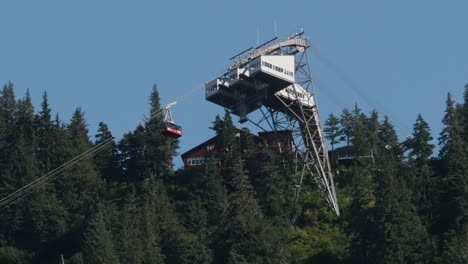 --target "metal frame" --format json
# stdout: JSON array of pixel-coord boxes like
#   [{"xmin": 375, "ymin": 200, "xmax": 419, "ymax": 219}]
[
  {"xmin": 245, "ymin": 35, "xmax": 340, "ymax": 215},
  {"xmin": 210, "ymin": 32, "xmax": 340, "ymax": 215}
]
